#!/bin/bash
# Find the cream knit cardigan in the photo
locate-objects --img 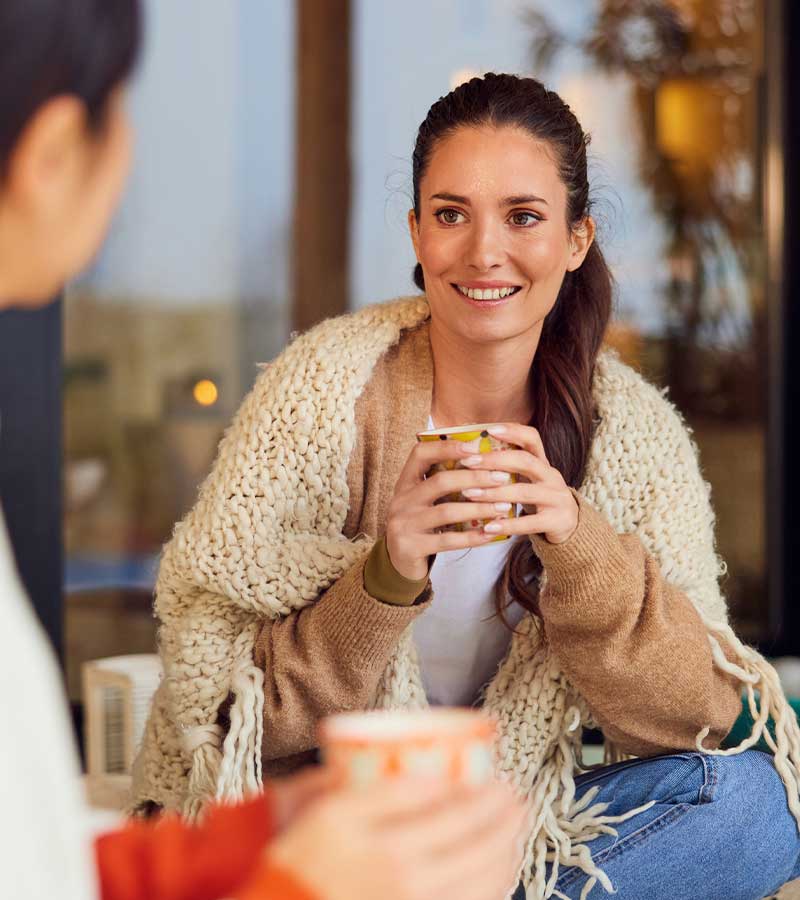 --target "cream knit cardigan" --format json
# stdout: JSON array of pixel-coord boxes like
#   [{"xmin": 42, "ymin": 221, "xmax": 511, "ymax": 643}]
[{"xmin": 132, "ymin": 297, "xmax": 800, "ymax": 899}]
